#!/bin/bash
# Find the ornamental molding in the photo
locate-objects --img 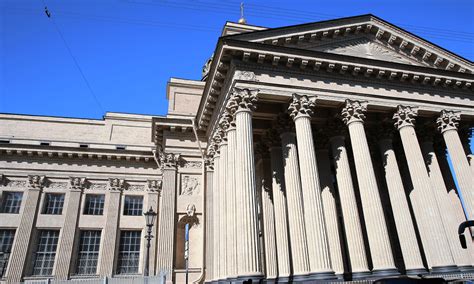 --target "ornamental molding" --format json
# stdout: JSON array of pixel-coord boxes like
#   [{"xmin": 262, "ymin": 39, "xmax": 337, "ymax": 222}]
[
  {"xmin": 108, "ymin": 178, "xmax": 126, "ymax": 191},
  {"xmin": 28, "ymin": 175, "xmax": 46, "ymax": 189},
  {"xmin": 182, "ymin": 161, "xmax": 203, "ymax": 169},
  {"xmin": 147, "ymin": 180, "xmax": 162, "ymax": 192},
  {"xmin": 159, "ymin": 151, "xmax": 181, "ymax": 170},
  {"xmin": 288, "ymin": 93, "xmax": 317, "ymax": 120},
  {"xmin": 69, "ymin": 177, "xmax": 87, "ymax": 190},
  {"xmin": 341, "ymin": 100, "xmax": 368, "ymax": 125},
  {"xmin": 234, "ymin": 70, "xmax": 258, "ymax": 82},
  {"xmin": 393, "ymin": 105, "xmax": 418, "ymax": 130},
  {"xmin": 437, "ymin": 110, "xmax": 460, "ymax": 133}
]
